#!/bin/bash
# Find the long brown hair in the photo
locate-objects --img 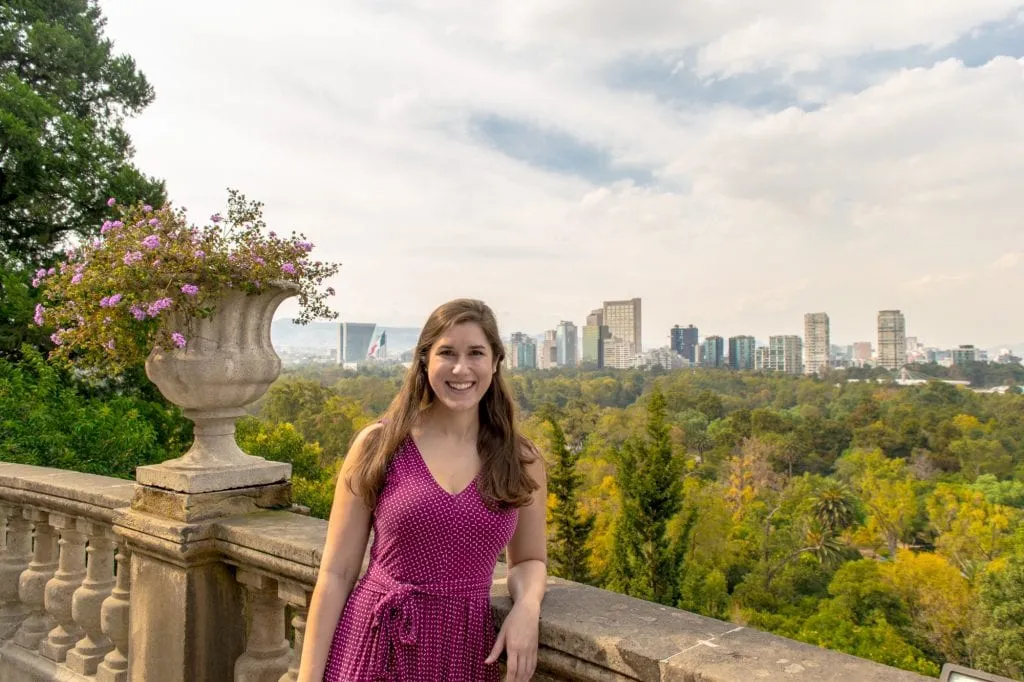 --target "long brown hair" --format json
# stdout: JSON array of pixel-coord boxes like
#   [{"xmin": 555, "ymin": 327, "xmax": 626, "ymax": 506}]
[{"xmin": 348, "ymin": 298, "xmax": 539, "ymax": 510}]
